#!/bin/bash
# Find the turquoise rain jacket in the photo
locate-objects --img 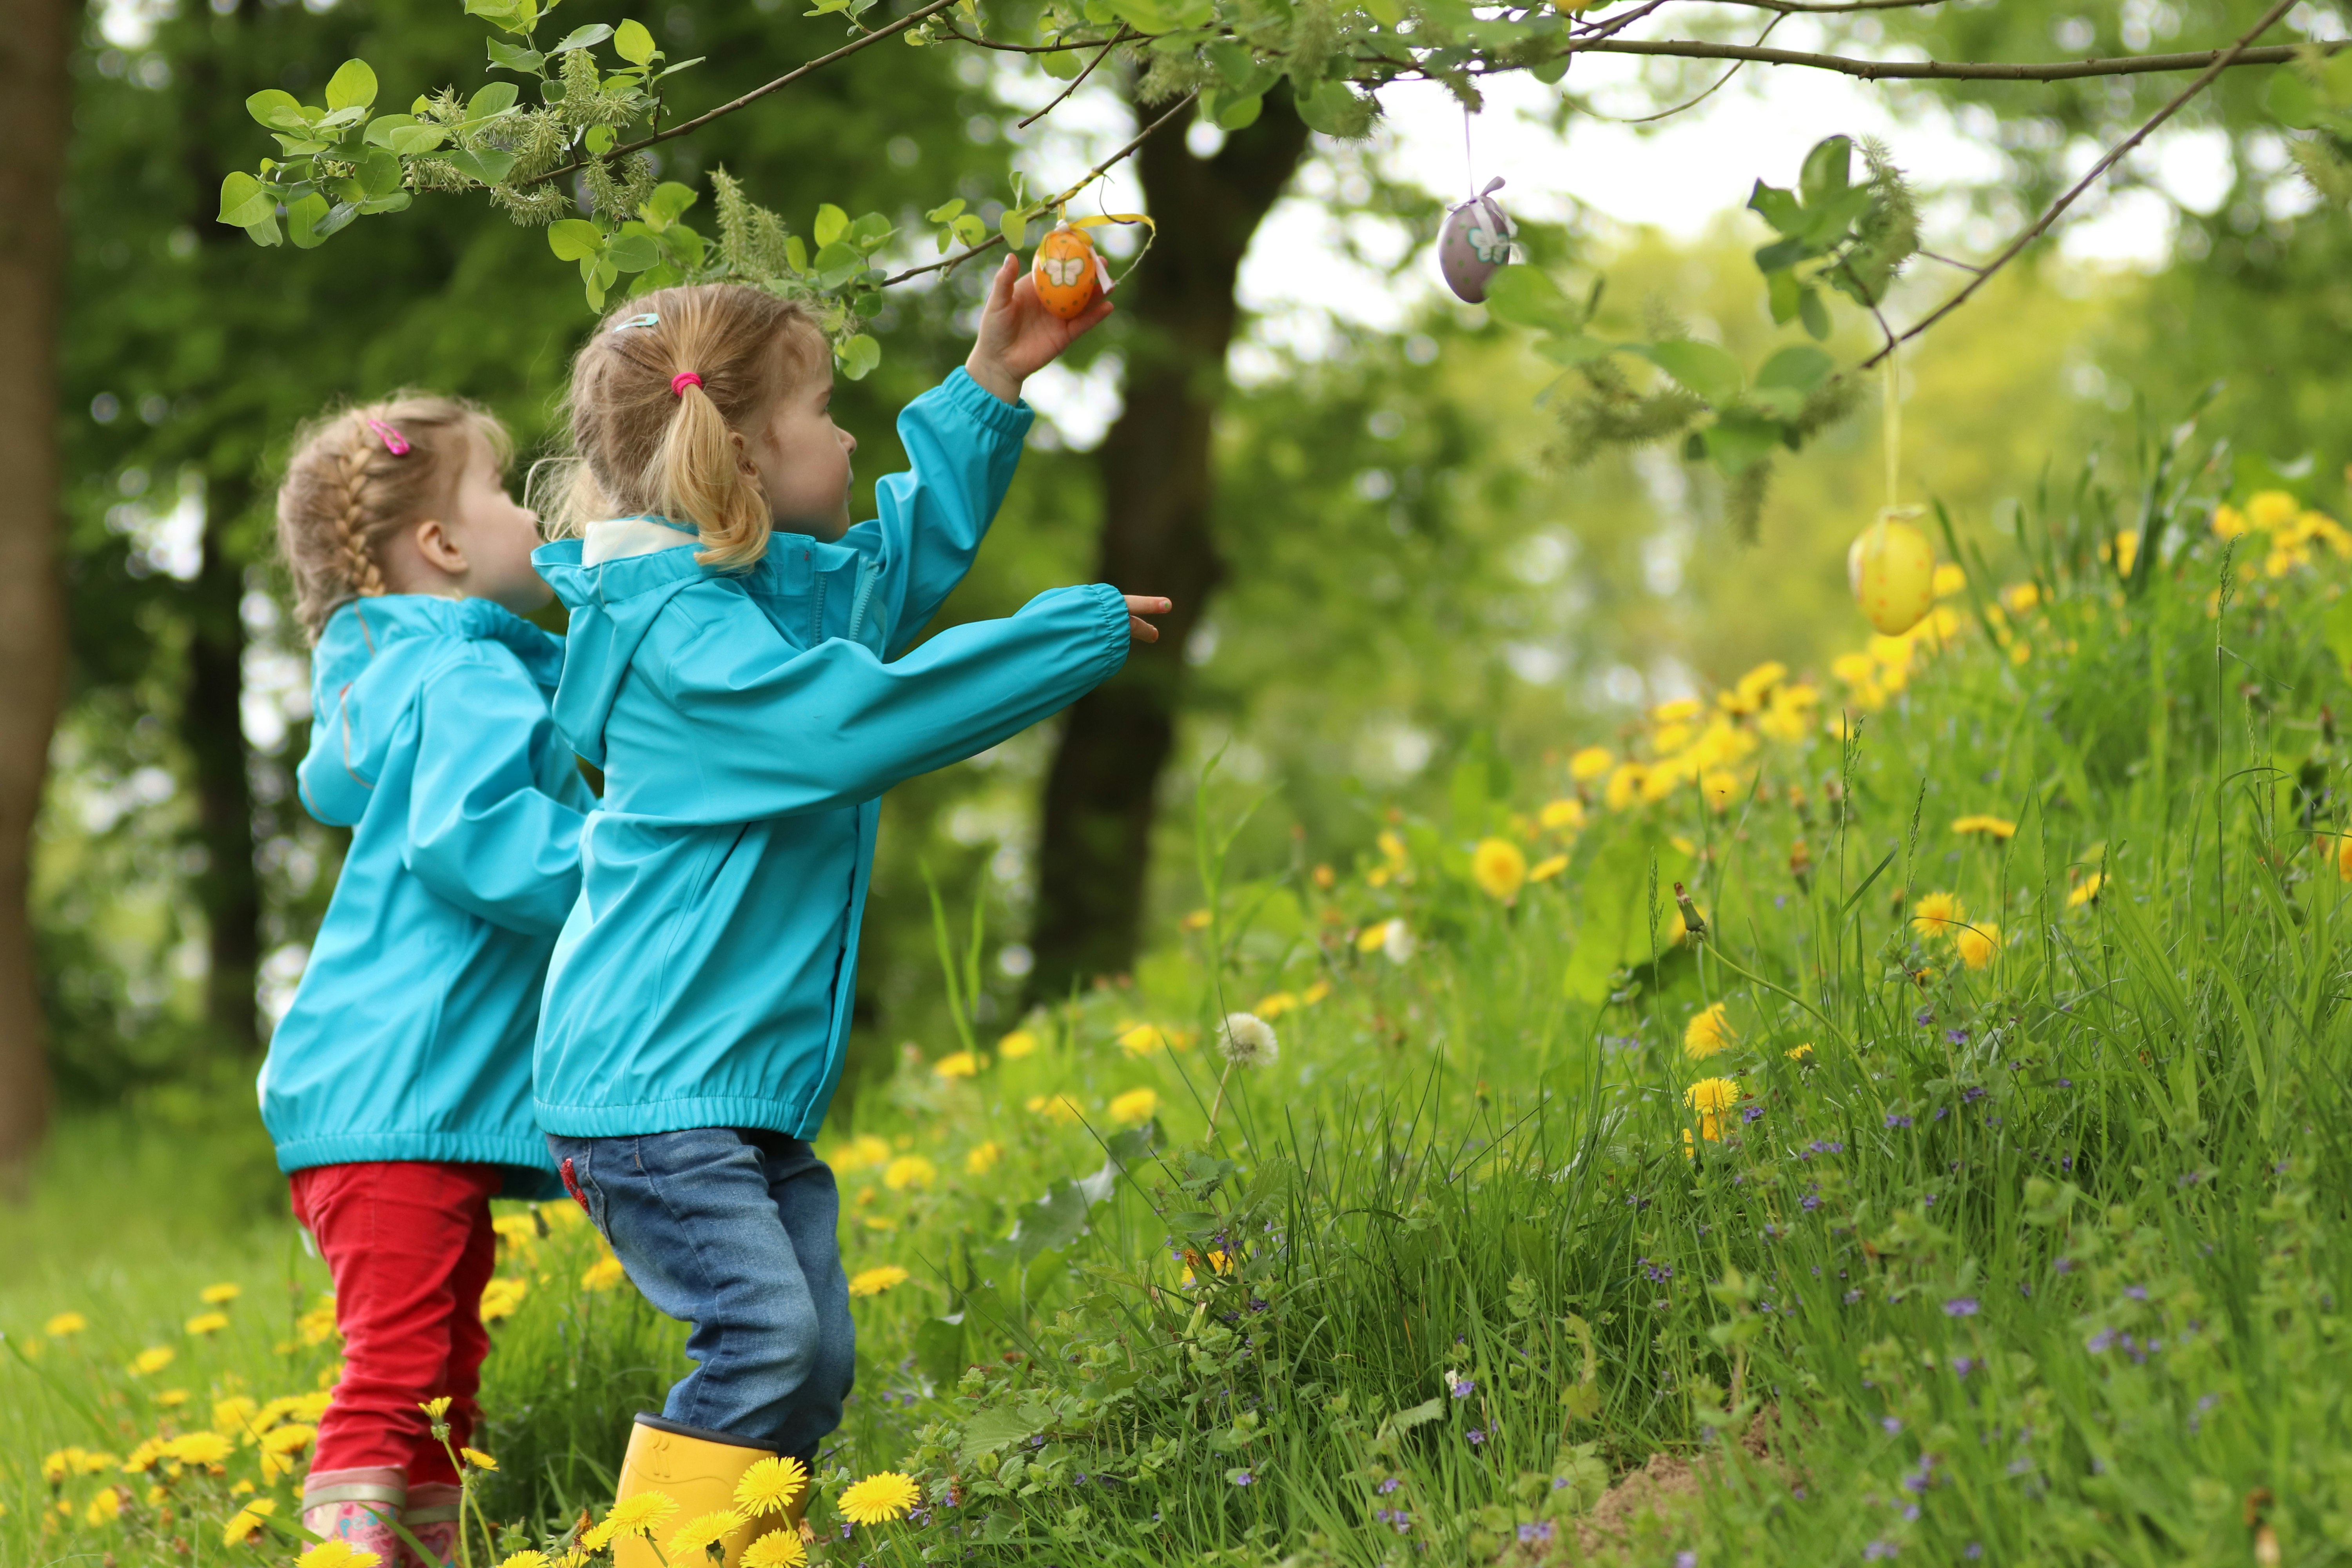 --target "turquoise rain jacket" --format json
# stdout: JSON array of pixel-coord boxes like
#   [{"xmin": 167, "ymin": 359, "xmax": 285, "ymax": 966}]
[
  {"xmin": 259, "ymin": 595, "xmax": 592, "ymax": 1195},
  {"xmin": 531, "ymin": 368, "xmax": 1130, "ymax": 1140}
]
